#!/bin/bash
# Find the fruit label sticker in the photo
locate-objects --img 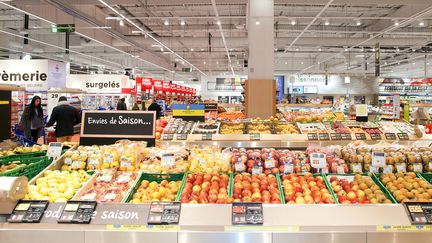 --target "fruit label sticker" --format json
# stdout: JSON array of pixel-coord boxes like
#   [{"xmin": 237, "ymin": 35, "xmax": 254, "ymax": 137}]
[
  {"xmin": 352, "ymin": 164, "xmax": 362, "ymax": 173},
  {"xmin": 103, "ymin": 154, "xmax": 114, "ymax": 163},
  {"xmin": 369, "ymin": 166, "xmax": 379, "ymax": 173},
  {"xmin": 120, "ymin": 157, "xmax": 132, "ymax": 169},
  {"xmin": 372, "ymin": 152, "xmax": 386, "ymax": 167},
  {"xmin": 87, "ymin": 158, "xmax": 99, "ymax": 168},
  {"xmin": 64, "ymin": 157, "xmax": 73, "ymax": 165},
  {"xmin": 413, "ymin": 164, "xmax": 423, "ymax": 172},
  {"xmin": 284, "ymin": 164, "xmax": 293, "ymax": 174},
  {"xmin": 161, "ymin": 154, "xmax": 175, "ymax": 167},
  {"xmin": 235, "ymin": 162, "xmax": 245, "ymax": 172},
  {"xmin": 310, "ymin": 153, "xmax": 326, "ymax": 168},
  {"xmin": 265, "ymin": 158, "xmax": 274, "ymax": 169},
  {"xmin": 336, "ymin": 166, "xmax": 345, "ymax": 174},
  {"xmin": 396, "ymin": 164, "xmax": 406, "ymax": 173},
  {"xmin": 383, "ymin": 165, "xmax": 393, "ymax": 173},
  {"xmin": 252, "ymin": 166, "xmax": 262, "ymax": 175},
  {"xmin": 46, "ymin": 142, "xmax": 63, "ymax": 159},
  {"xmin": 71, "ymin": 160, "xmax": 82, "ymax": 170}
]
